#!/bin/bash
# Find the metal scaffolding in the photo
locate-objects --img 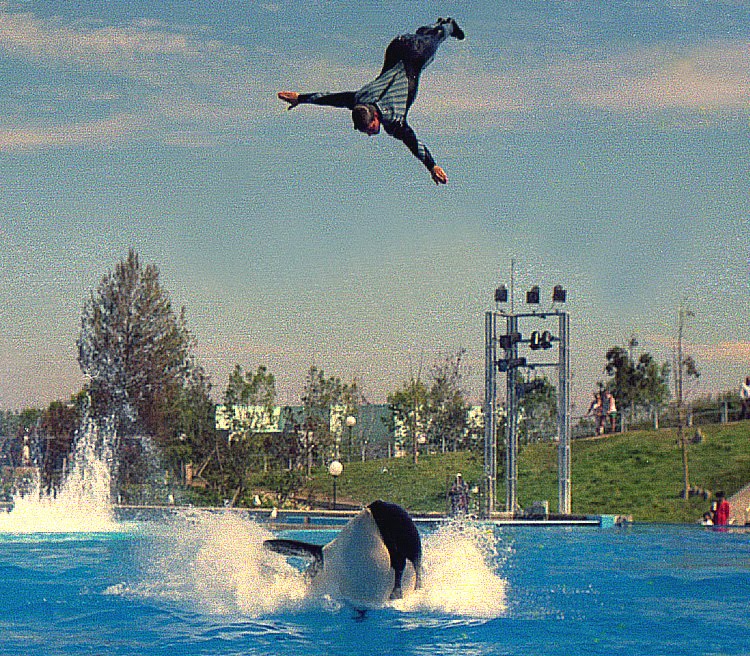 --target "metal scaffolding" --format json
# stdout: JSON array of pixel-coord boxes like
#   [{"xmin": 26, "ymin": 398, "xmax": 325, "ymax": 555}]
[{"xmin": 483, "ymin": 302, "xmax": 571, "ymax": 517}]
